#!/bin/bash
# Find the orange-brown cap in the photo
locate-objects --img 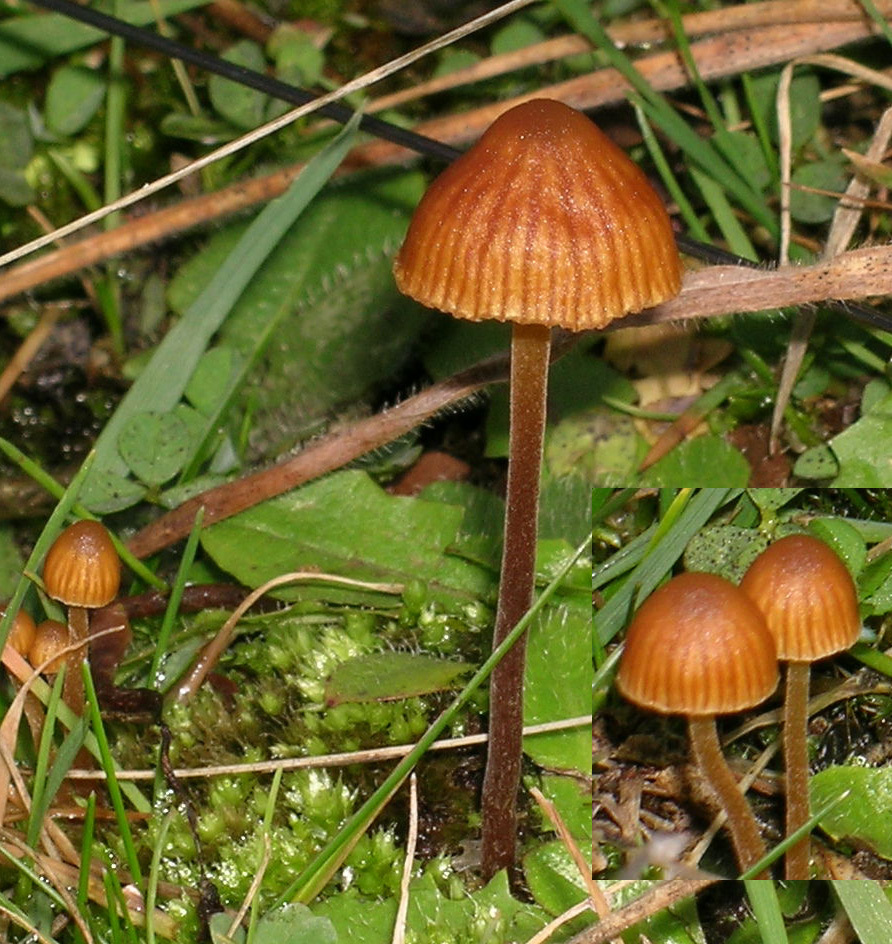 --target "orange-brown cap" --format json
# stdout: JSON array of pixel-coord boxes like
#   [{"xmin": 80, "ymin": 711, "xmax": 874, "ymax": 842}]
[
  {"xmin": 617, "ymin": 572, "xmax": 778, "ymax": 716},
  {"xmin": 1, "ymin": 604, "xmax": 37, "ymax": 657},
  {"xmin": 393, "ymin": 98, "xmax": 682, "ymax": 331},
  {"xmin": 30, "ymin": 620, "xmax": 69, "ymax": 673},
  {"xmin": 739, "ymin": 534, "xmax": 860, "ymax": 662},
  {"xmin": 43, "ymin": 520, "xmax": 121, "ymax": 608}
]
